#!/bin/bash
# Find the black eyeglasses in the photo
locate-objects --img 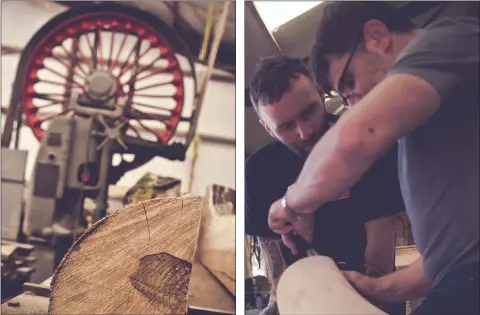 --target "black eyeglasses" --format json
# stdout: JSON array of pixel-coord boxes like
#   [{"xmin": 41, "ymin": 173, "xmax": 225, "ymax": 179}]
[{"xmin": 337, "ymin": 35, "xmax": 363, "ymax": 106}]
